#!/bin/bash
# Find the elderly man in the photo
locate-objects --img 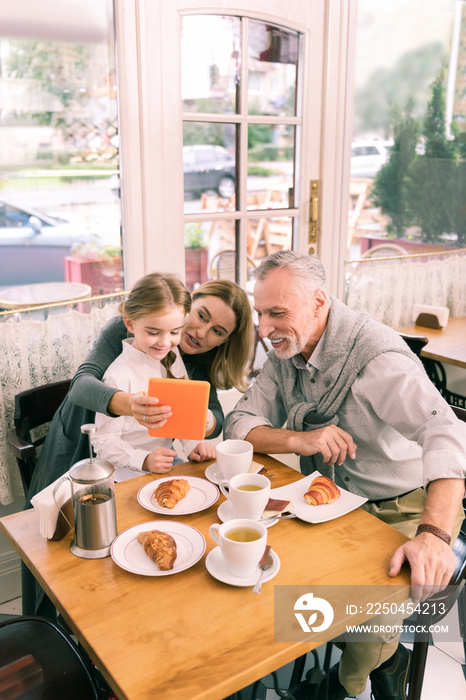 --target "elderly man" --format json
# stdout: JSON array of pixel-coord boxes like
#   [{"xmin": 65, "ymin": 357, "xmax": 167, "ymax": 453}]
[{"xmin": 224, "ymin": 250, "xmax": 465, "ymax": 700}]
